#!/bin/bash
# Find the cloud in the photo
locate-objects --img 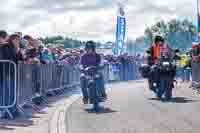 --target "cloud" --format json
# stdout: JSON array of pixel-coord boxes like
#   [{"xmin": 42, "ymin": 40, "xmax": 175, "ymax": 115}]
[{"xmin": 0, "ymin": 0, "xmax": 197, "ymax": 41}]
